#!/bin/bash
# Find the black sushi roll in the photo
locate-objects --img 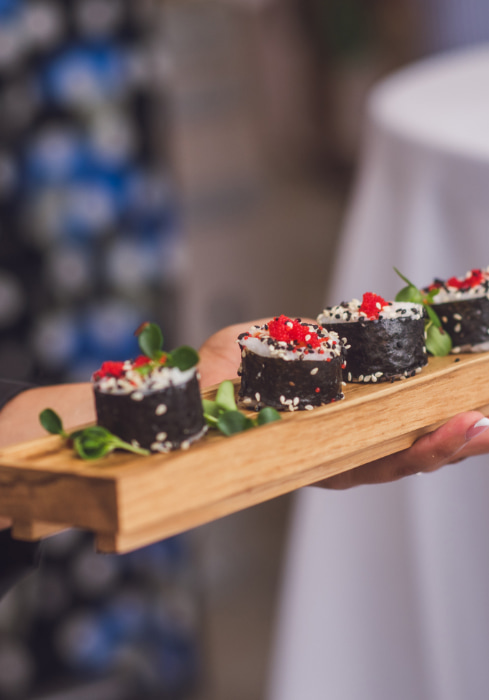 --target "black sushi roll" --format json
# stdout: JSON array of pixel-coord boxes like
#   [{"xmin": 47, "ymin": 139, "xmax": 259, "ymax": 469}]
[
  {"xmin": 92, "ymin": 353, "xmax": 206, "ymax": 453},
  {"xmin": 317, "ymin": 292, "xmax": 427, "ymax": 383},
  {"xmin": 426, "ymin": 268, "xmax": 489, "ymax": 353},
  {"xmin": 237, "ymin": 316, "xmax": 346, "ymax": 411}
]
